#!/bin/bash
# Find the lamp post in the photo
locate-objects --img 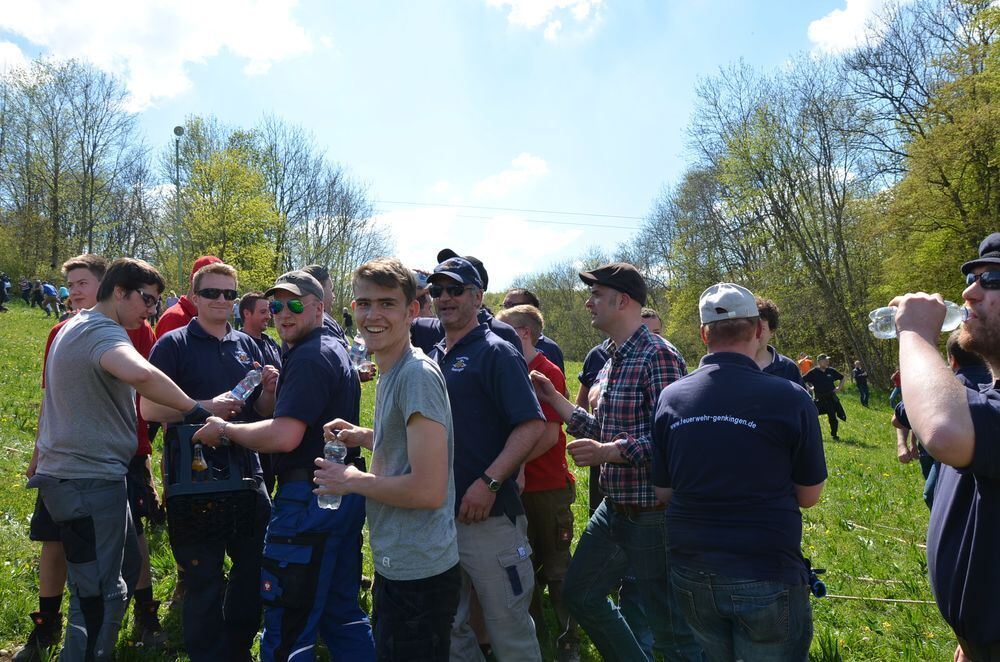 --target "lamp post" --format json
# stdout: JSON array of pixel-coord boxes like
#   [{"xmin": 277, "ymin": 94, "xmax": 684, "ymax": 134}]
[{"xmin": 173, "ymin": 125, "xmax": 184, "ymax": 290}]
